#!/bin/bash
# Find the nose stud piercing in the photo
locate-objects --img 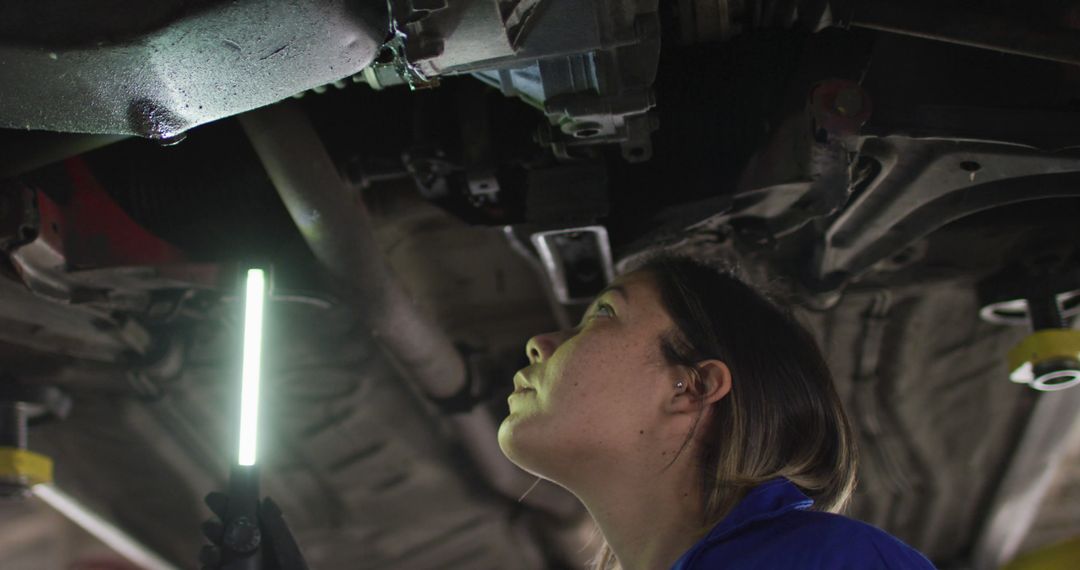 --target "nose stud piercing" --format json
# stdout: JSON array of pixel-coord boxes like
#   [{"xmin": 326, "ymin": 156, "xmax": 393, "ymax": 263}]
[{"xmin": 675, "ymin": 381, "xmax": 685, "ymax": 392}]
